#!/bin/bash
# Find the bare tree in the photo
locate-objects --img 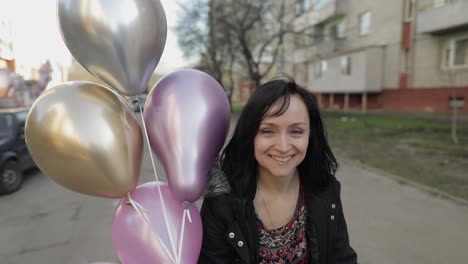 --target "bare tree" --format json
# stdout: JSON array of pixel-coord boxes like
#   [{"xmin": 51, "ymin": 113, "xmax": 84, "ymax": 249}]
[
  {"xmin": 176, "ymin": 0, "xmax": 300, "ymax": 97},
  {"xmin": 213, "ymin": 0, "xmax": 296, "ymax": 90},
  {"xmin": 447, "ymin": 69, "xmax": 460, "ymax": 145},
  {"xmin": 175, "ymin": 0, "xmax": 237, "ymax": 105}
]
